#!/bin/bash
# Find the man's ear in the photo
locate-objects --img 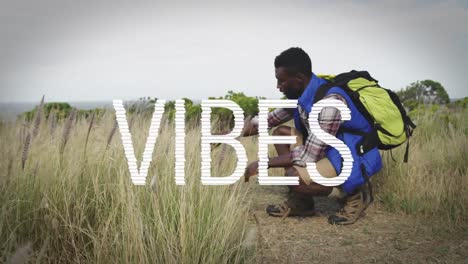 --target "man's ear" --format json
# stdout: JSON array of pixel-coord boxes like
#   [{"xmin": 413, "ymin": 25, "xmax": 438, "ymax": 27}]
[{"xmin": 296, "ymin": 73, "xmax": 308, "ymax": 85}]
